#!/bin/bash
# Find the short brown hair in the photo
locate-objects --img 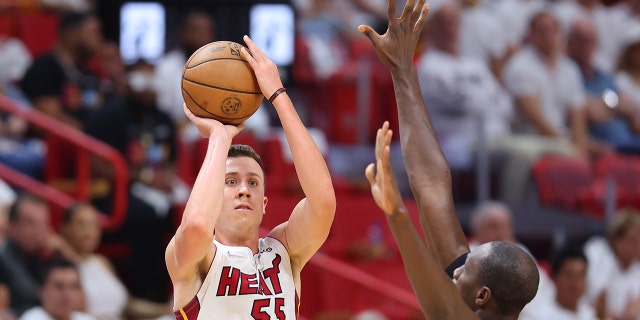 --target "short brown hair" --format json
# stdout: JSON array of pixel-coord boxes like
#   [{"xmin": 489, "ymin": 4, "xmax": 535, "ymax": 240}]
[{"xmin": 228, "ymin": 144, "xmax": 265, "ymax": 176}]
